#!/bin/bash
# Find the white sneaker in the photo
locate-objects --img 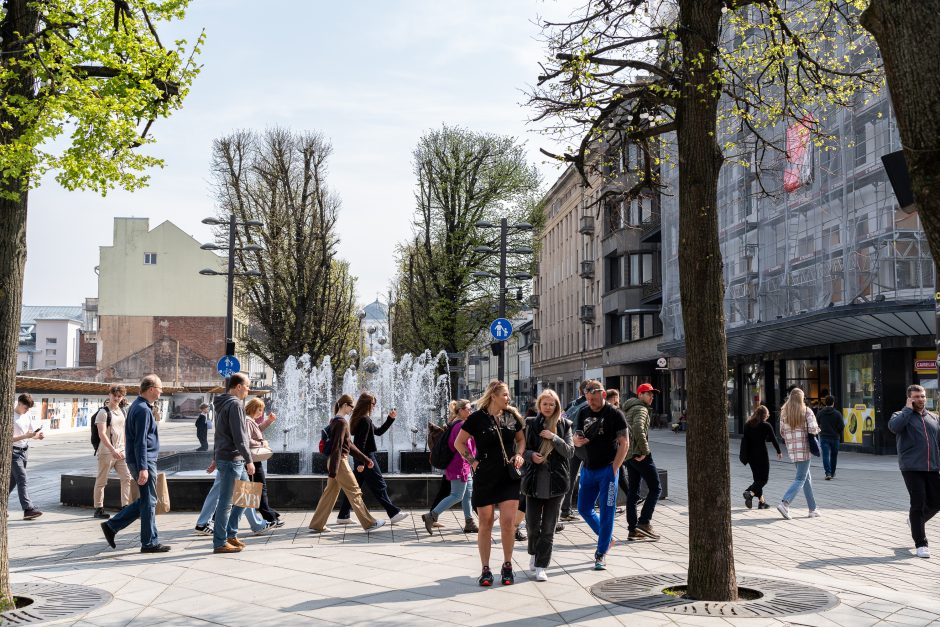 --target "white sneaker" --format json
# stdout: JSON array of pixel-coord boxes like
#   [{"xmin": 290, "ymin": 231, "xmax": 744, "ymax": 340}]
[
  {"xmin": 366, "ymin": 520, "xmax": 386, "ymax": 532},
  {"xmin": 253, "ymin": 523, "xmax": 273, "ymax": 535},
  {"xmin": 917, "ymin": 546, "xmax": 930, "ymax": 559},
  {"xmin": 335, "ymin": 517, "xmax": 353, "ymax": 525},
  {"xmin": 535, "ymin": 567, "xmax": 548, "ymax": 582},
  {"xmin": 390, "ymin": 511, "xmax": 409, "ymax": 524},
  {"xmin": 529, "ymin": 555, "xmax": 536, "ymax": 571},
  {"xmin": 776, "ymin": 502, "xmax": 791, "ymax": 520},
  {"xmin": 807, "ymin": 510, "xmax": 820, "ymax": 518}
]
